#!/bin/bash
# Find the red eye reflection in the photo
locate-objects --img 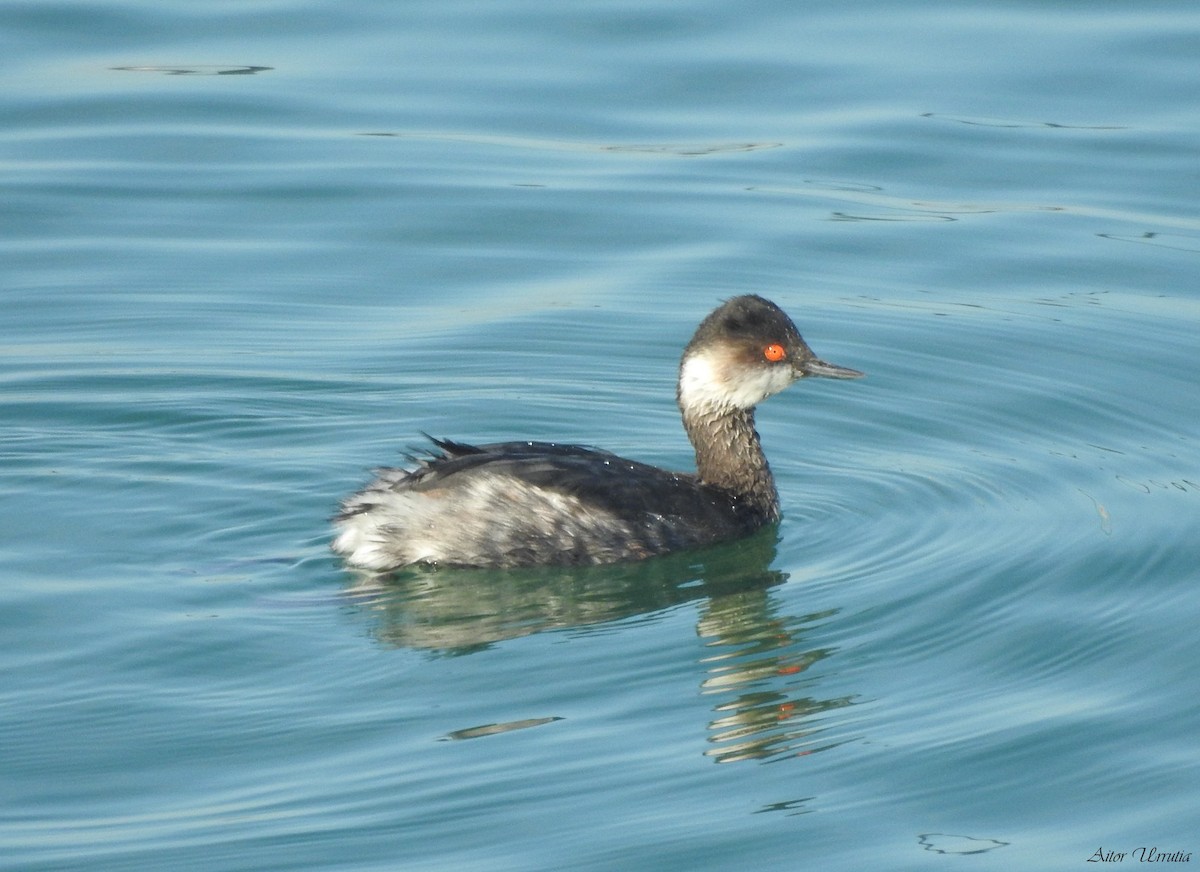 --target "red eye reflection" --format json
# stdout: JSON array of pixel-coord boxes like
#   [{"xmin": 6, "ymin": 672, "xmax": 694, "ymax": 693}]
[{"xmin": 763, "ymin": 343, "xmax": 786, "ymax": 362}]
